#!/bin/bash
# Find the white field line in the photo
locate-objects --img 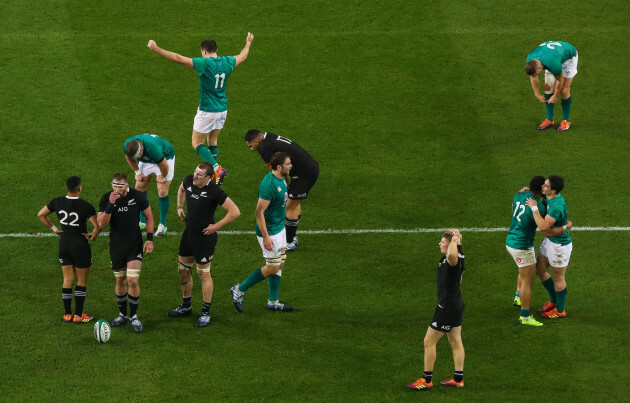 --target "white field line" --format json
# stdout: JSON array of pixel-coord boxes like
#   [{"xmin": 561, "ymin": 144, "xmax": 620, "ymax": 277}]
[{"xmin": 1, "ymin": 227, "xmax": 630, "ymax": 238}]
